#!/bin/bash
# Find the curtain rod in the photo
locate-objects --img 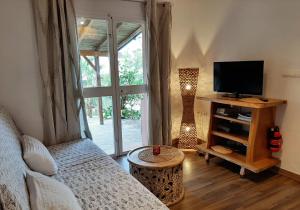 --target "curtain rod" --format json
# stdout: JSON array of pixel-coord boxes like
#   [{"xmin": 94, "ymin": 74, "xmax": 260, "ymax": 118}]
[
  {"xmin": 120, "ymin": 0, "xmax": 146, "ymax": 2},
  {"xmin": 120, "ymin": 0, "xmax": 170, "ymax": 3}
]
